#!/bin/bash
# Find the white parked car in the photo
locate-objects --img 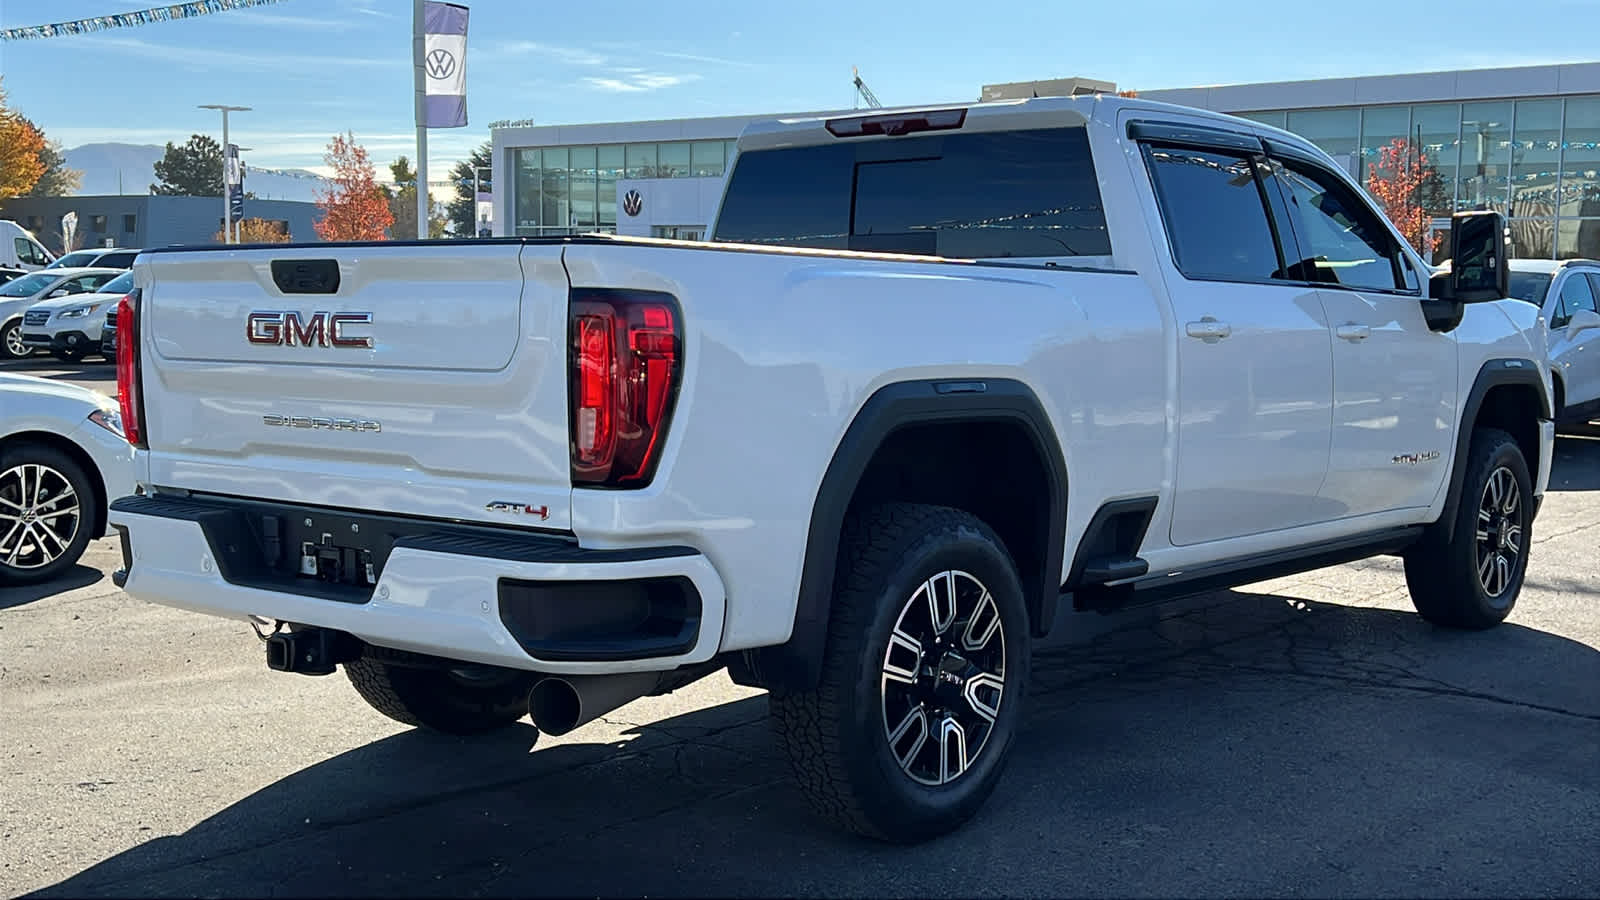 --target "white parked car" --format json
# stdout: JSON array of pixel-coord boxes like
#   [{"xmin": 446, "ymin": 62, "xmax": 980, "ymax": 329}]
[
  {"xmin": 0, "ymin": 267, "xmax": 123, "ymax": 360},
  {"xmin": 0, "ymin": 373, "xmax": 134, "ymax": 585},
  {"xmin": 43, "ymin": 247, "xmax": 141, "ymax": 271},
  {"xmin": 1507, "ymin": 258, "xmax": 1600, "ymax": 426},
  {"xmin": 20, "ymin": 270, "xmax": 133, "ymax": 362}
]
